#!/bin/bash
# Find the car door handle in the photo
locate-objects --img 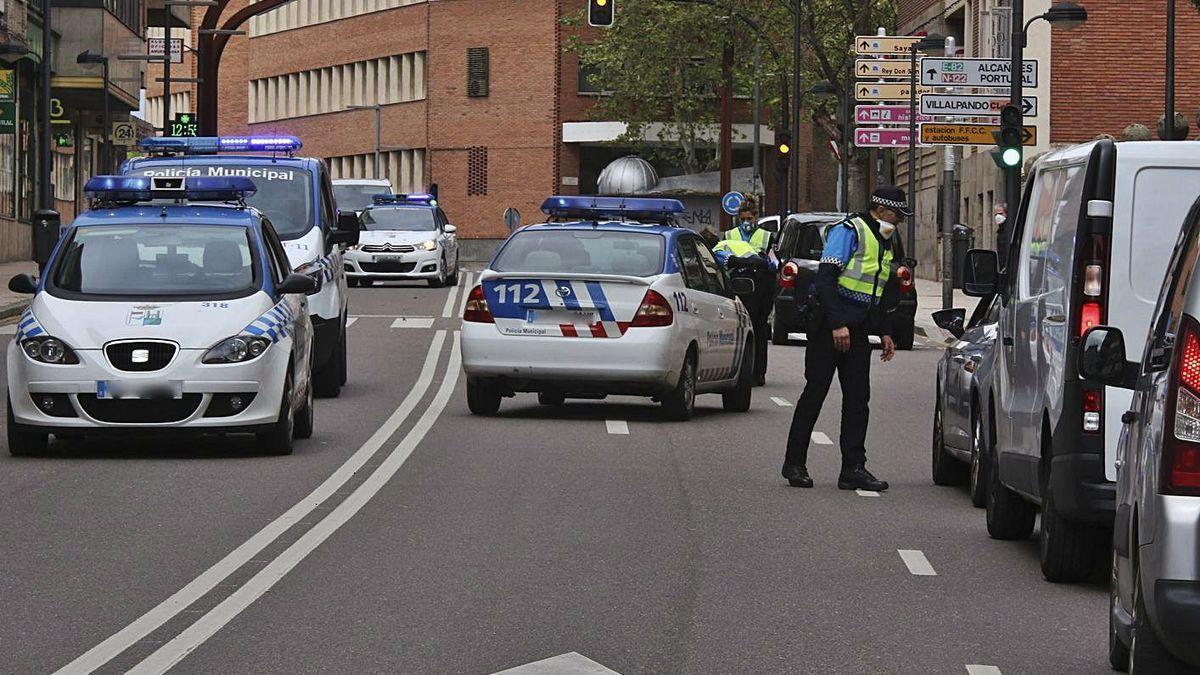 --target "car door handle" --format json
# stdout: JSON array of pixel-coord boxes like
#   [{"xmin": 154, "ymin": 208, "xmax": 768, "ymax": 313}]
[
  {"xmin": 1044, "ymin": 314, "xmax": 1067, "ymax": 324},
  {"xmin": 1122, "ymin": 410, "xmax": 1138, "ymax": 425}
]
